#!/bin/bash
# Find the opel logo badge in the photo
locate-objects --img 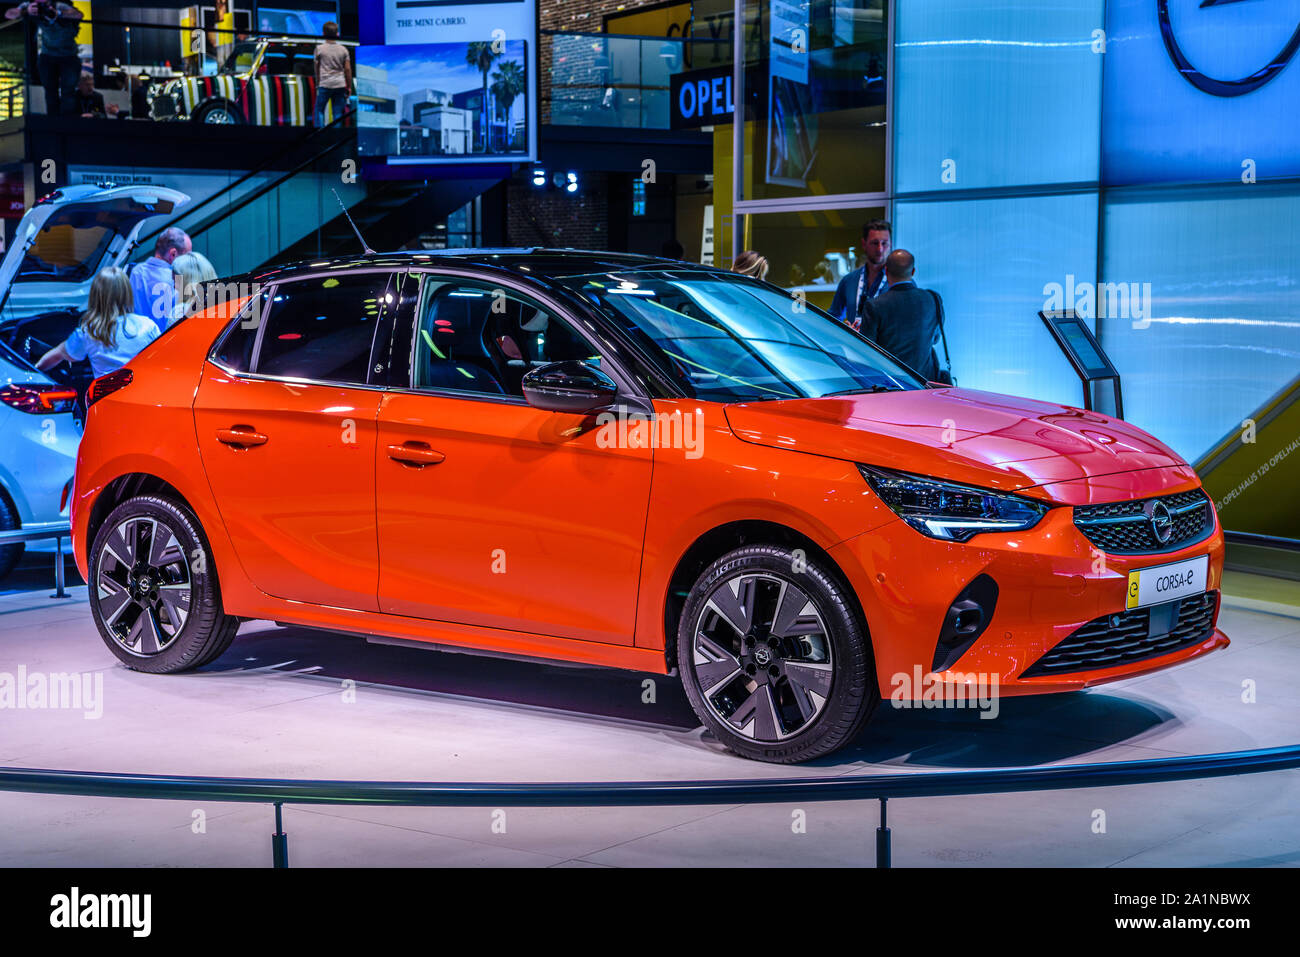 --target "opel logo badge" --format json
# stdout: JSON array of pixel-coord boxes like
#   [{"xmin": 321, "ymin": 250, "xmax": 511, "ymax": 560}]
[
  {"xmin": 1146, "ymin": 500, "xmax": 1174, "ymax": 544},
  {"xmin": 754, "ymin": 646, "xmax": 771, "ymax": 666},
  {"xmin": 1158, "ymin": 0, "xmax": 1300, "ymax": 97}
]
